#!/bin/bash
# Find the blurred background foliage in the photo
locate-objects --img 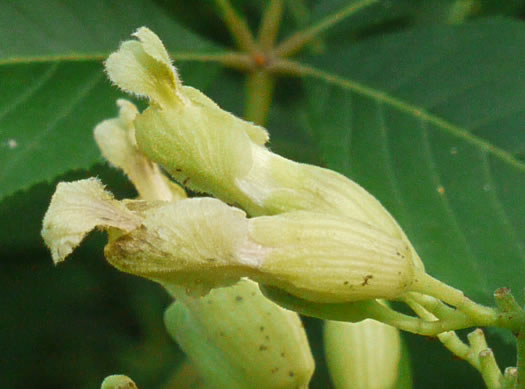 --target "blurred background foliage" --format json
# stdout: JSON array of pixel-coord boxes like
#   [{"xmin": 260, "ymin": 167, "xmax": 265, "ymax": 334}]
[{"xmin": 1, "ymin": 0, "xmax": 525, "ymax": 388}]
